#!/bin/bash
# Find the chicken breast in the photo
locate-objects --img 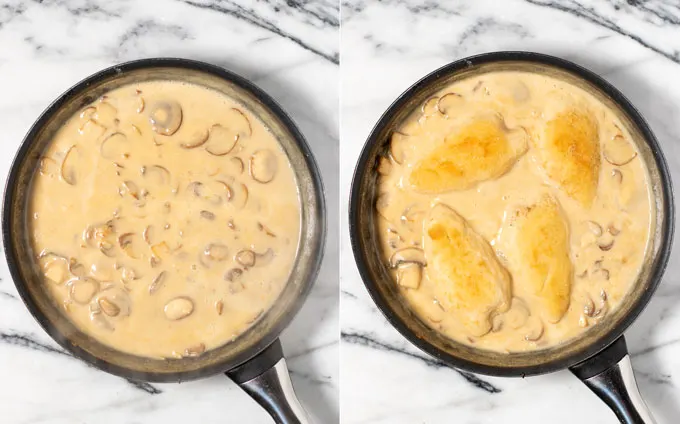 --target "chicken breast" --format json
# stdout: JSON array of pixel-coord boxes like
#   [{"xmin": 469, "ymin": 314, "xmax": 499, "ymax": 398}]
[
  {"xmin": 423, "ymin": 203, "xmax": 511, "ymax": 336},
  {"xmin": 534, "ymin": 108, "xmax": 600, "ymax": 207},
  {"xmin": 502, "ymin": 195, "xmax": 572, "ymax": 323},
  {"xmin": 410, "ymin": 115, "xmax": 528, "ymax": 193}
]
